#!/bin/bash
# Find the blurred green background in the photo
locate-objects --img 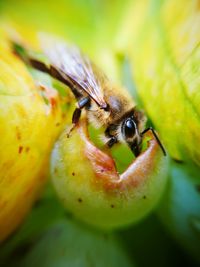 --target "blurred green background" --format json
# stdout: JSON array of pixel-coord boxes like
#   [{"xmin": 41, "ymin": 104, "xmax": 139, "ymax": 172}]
[{"xmin": 0, "ymin": 0, "xmax": 200, "ymax": 266}]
